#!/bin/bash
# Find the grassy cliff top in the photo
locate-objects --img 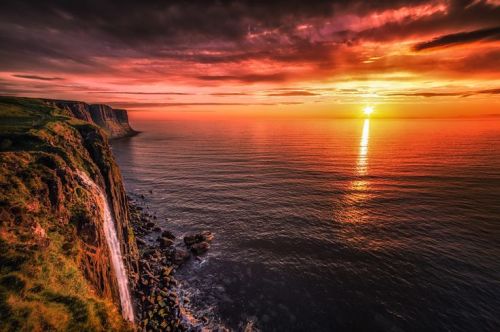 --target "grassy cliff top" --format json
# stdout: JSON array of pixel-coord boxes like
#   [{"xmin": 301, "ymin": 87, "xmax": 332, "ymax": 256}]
[
  {"xmin": 0, "ymin": 97, "xmax": 73, "ymax": 134},
  {"xmin": 0, "ymin": 97, "xmax": 132, "ymax": 331}
]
